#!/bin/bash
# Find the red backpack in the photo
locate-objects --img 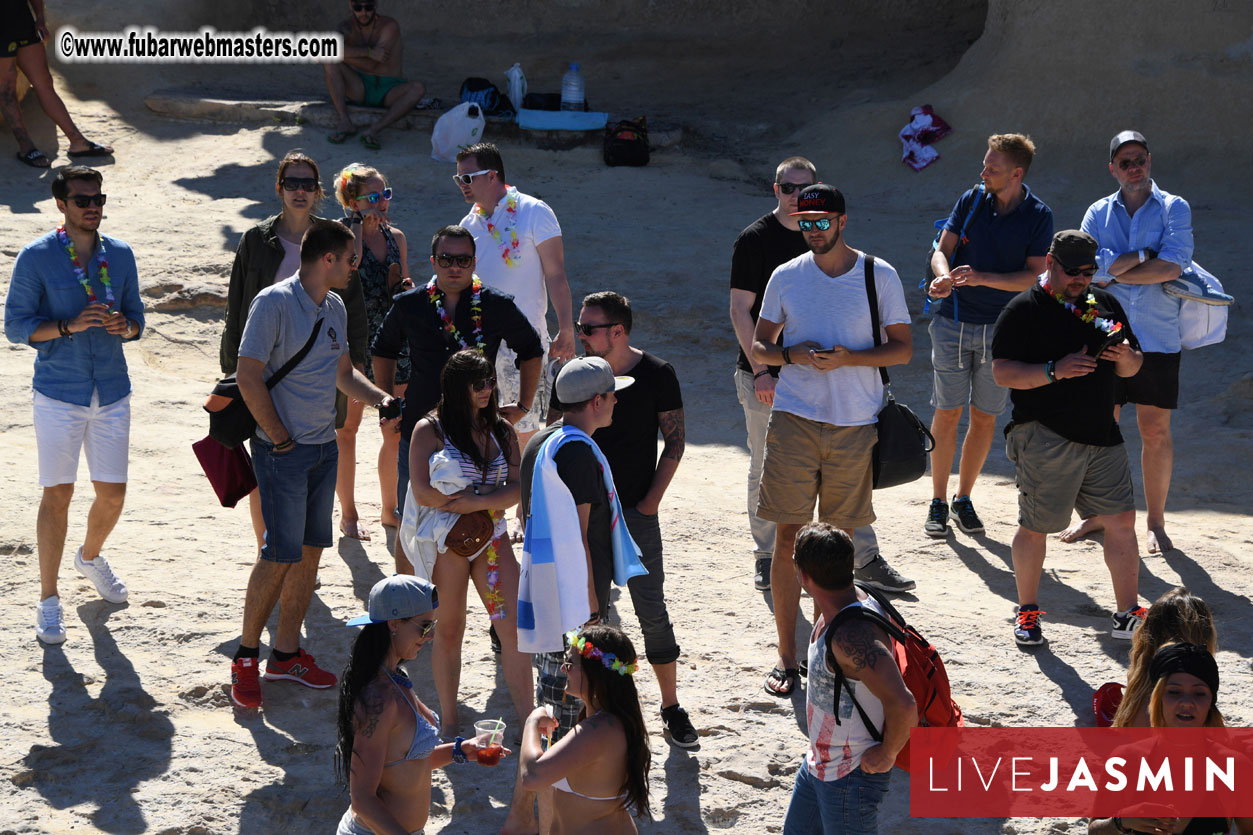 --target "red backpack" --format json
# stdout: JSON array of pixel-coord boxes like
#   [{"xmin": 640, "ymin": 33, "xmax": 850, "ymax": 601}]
[{"xmin": 825, "ymin": 583, "xmax": 964, "ymax": 772}]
